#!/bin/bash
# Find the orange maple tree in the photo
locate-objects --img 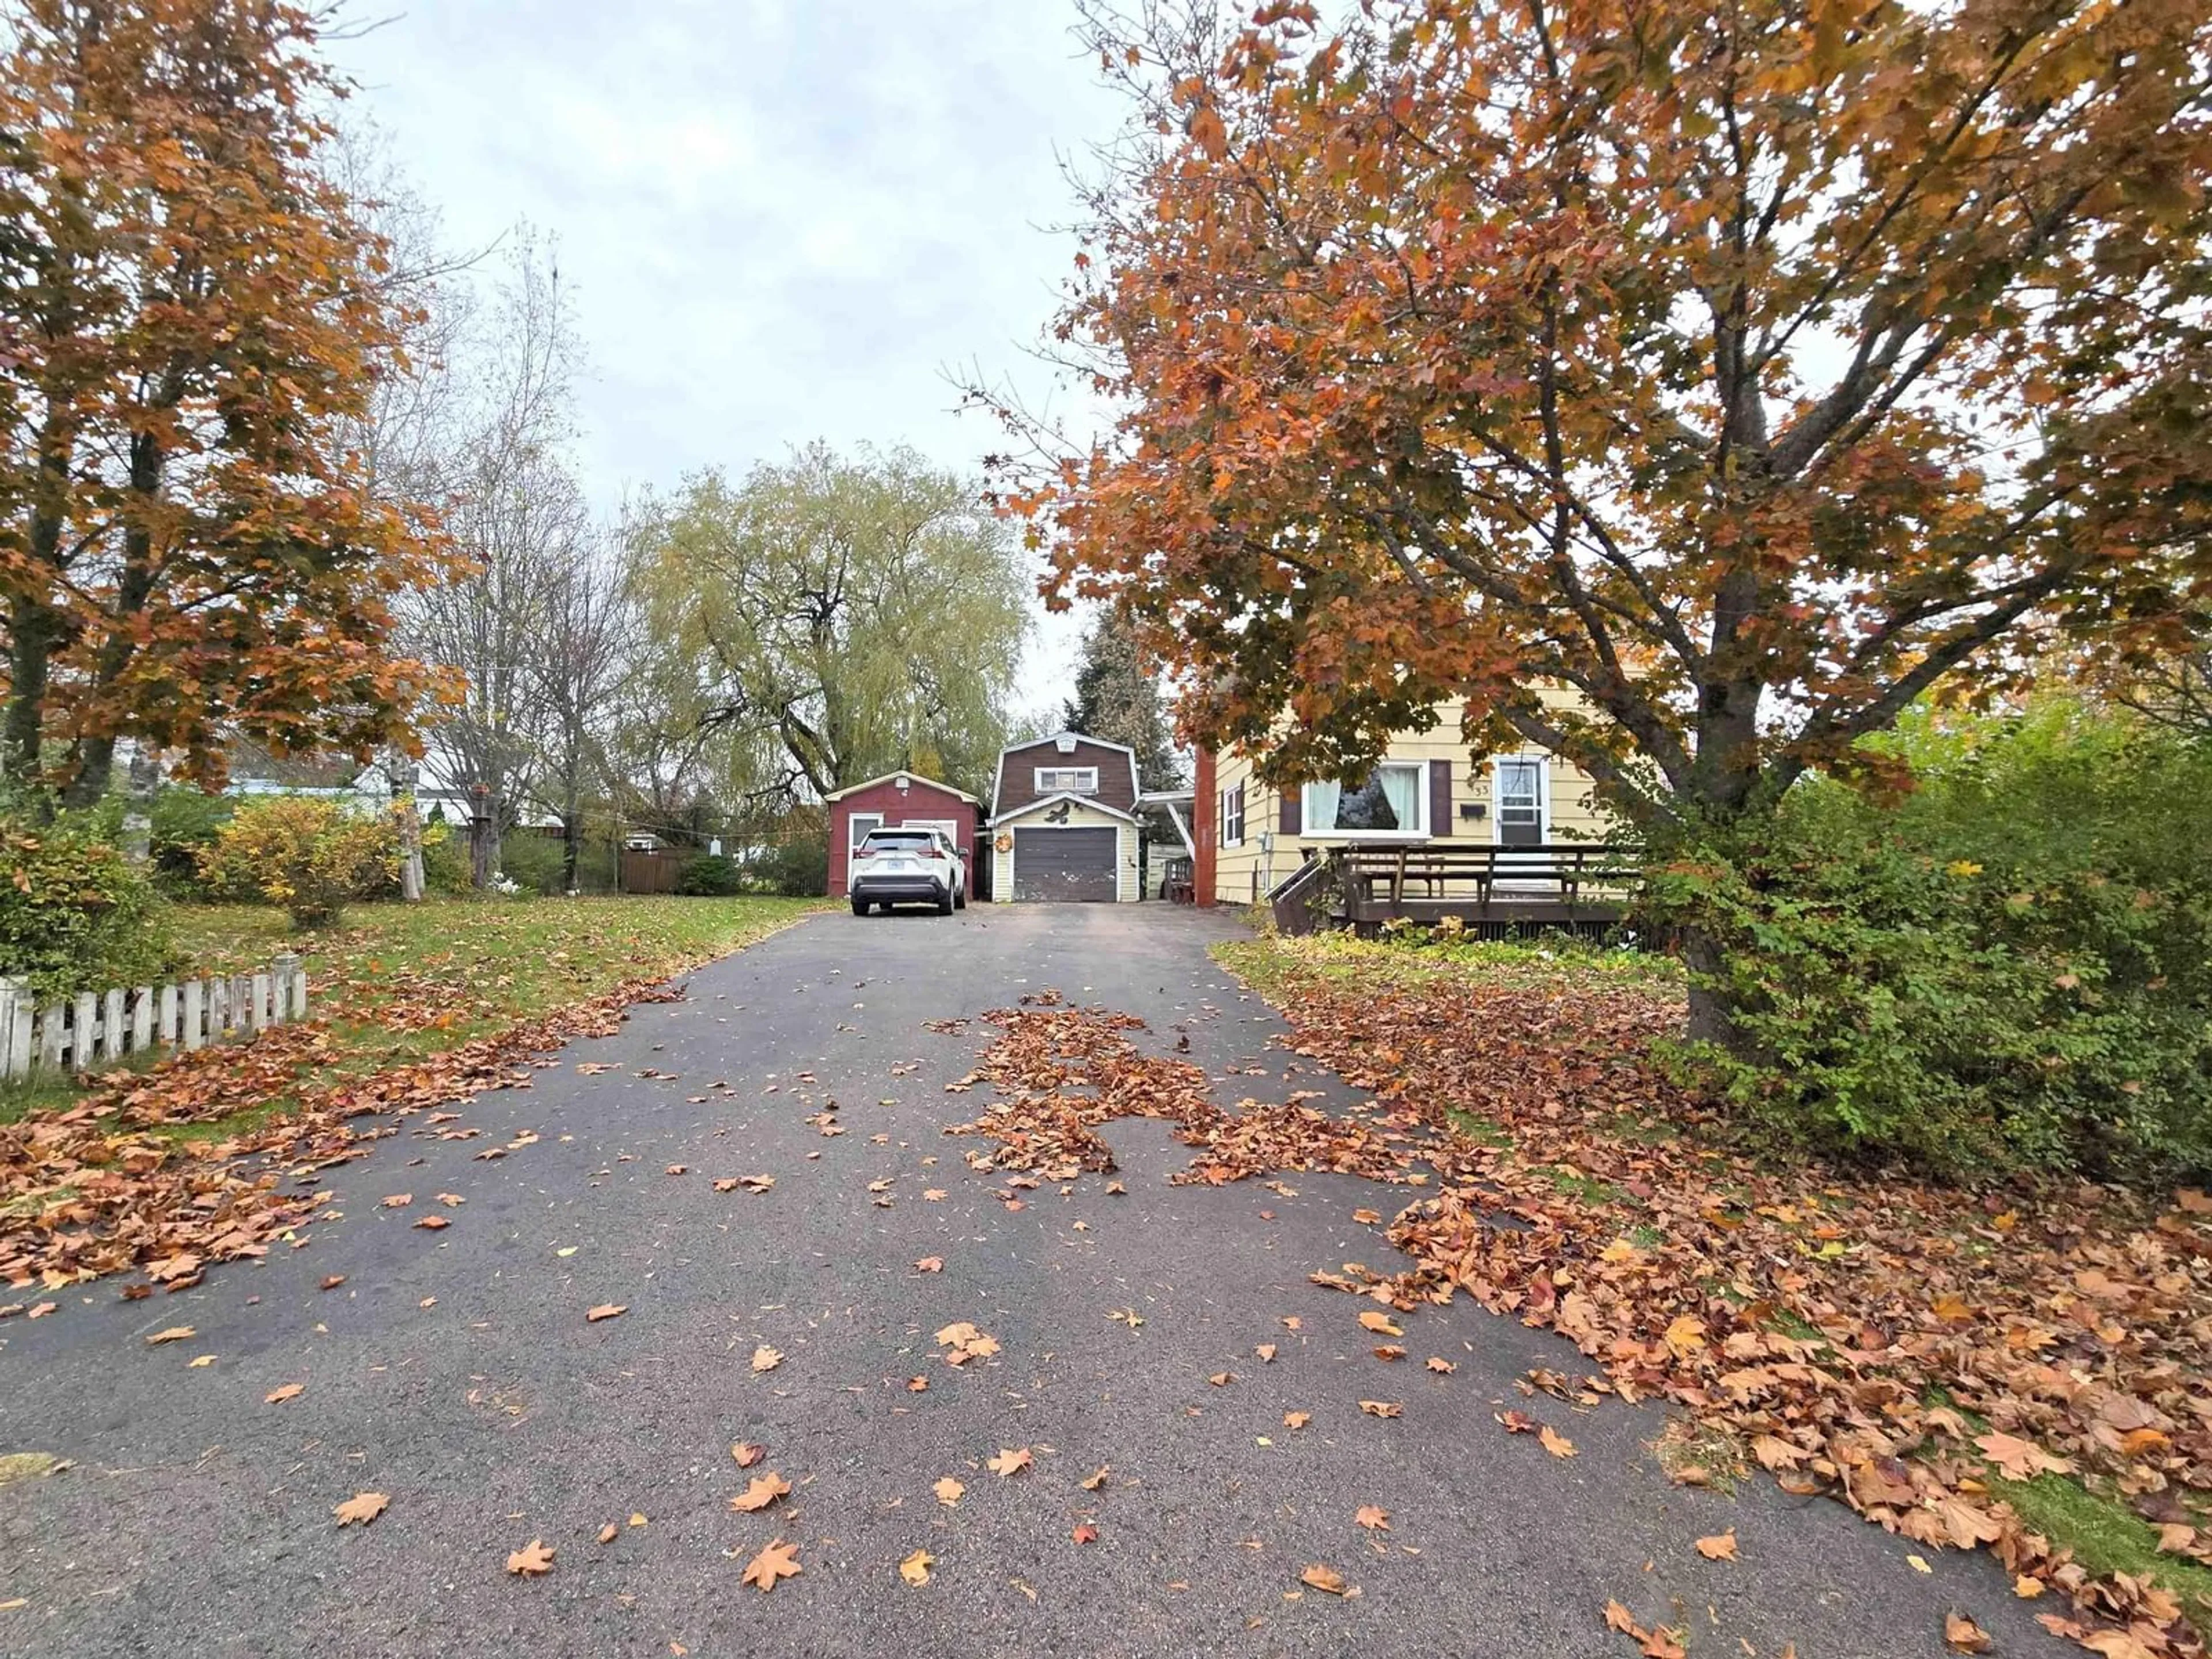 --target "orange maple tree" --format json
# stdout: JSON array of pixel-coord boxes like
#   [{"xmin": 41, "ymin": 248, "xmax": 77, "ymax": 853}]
[
  {"xmin": 0, "ymin": 0, "xmax": 456, "ymax": 808},
  {"xmin": 1005, "ymin": 0, "xmax": 2212, "ymax": 840}
]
